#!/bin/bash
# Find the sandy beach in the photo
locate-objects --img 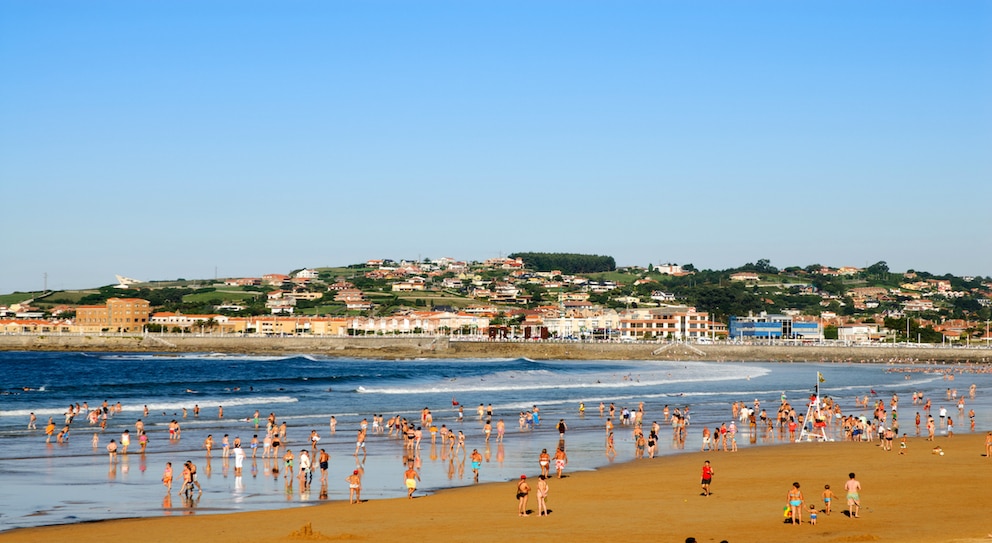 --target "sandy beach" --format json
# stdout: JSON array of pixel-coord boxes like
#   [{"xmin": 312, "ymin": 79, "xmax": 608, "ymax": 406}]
[{"xmin": 2, "ymin": 432, "xmax": 989, "ymax": 543}]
